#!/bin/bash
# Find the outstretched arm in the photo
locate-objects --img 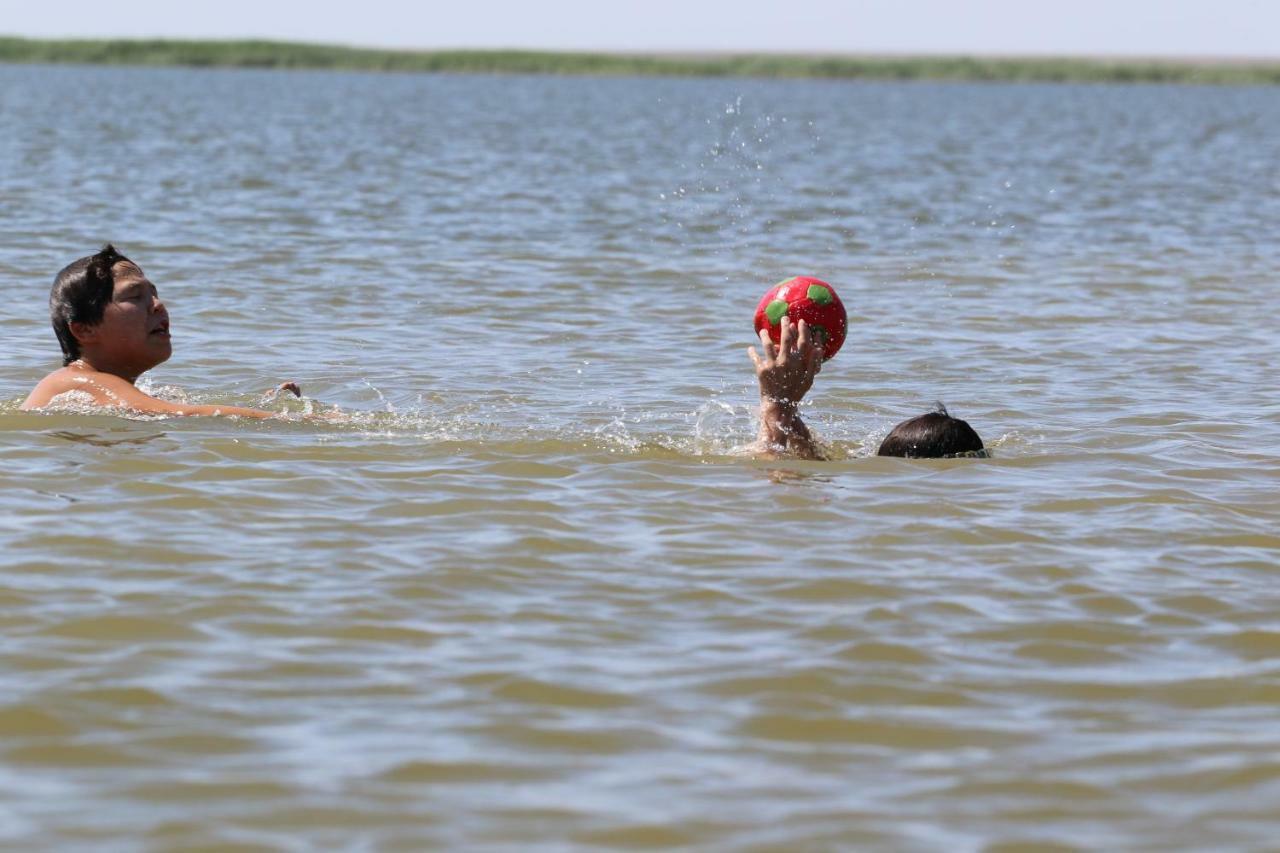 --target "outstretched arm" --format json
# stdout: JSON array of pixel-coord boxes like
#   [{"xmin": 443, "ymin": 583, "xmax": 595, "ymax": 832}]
[
  {"xmin": 24, "ymin": 370, "xmax": 284, "ymax": 419},
  {"xmin": 95, "ymin": 374, "xmax": 285, "ymax": 418},
  {"xmin": 747, "ymin": 317, "xmax": 825, "ymax": 460}
]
